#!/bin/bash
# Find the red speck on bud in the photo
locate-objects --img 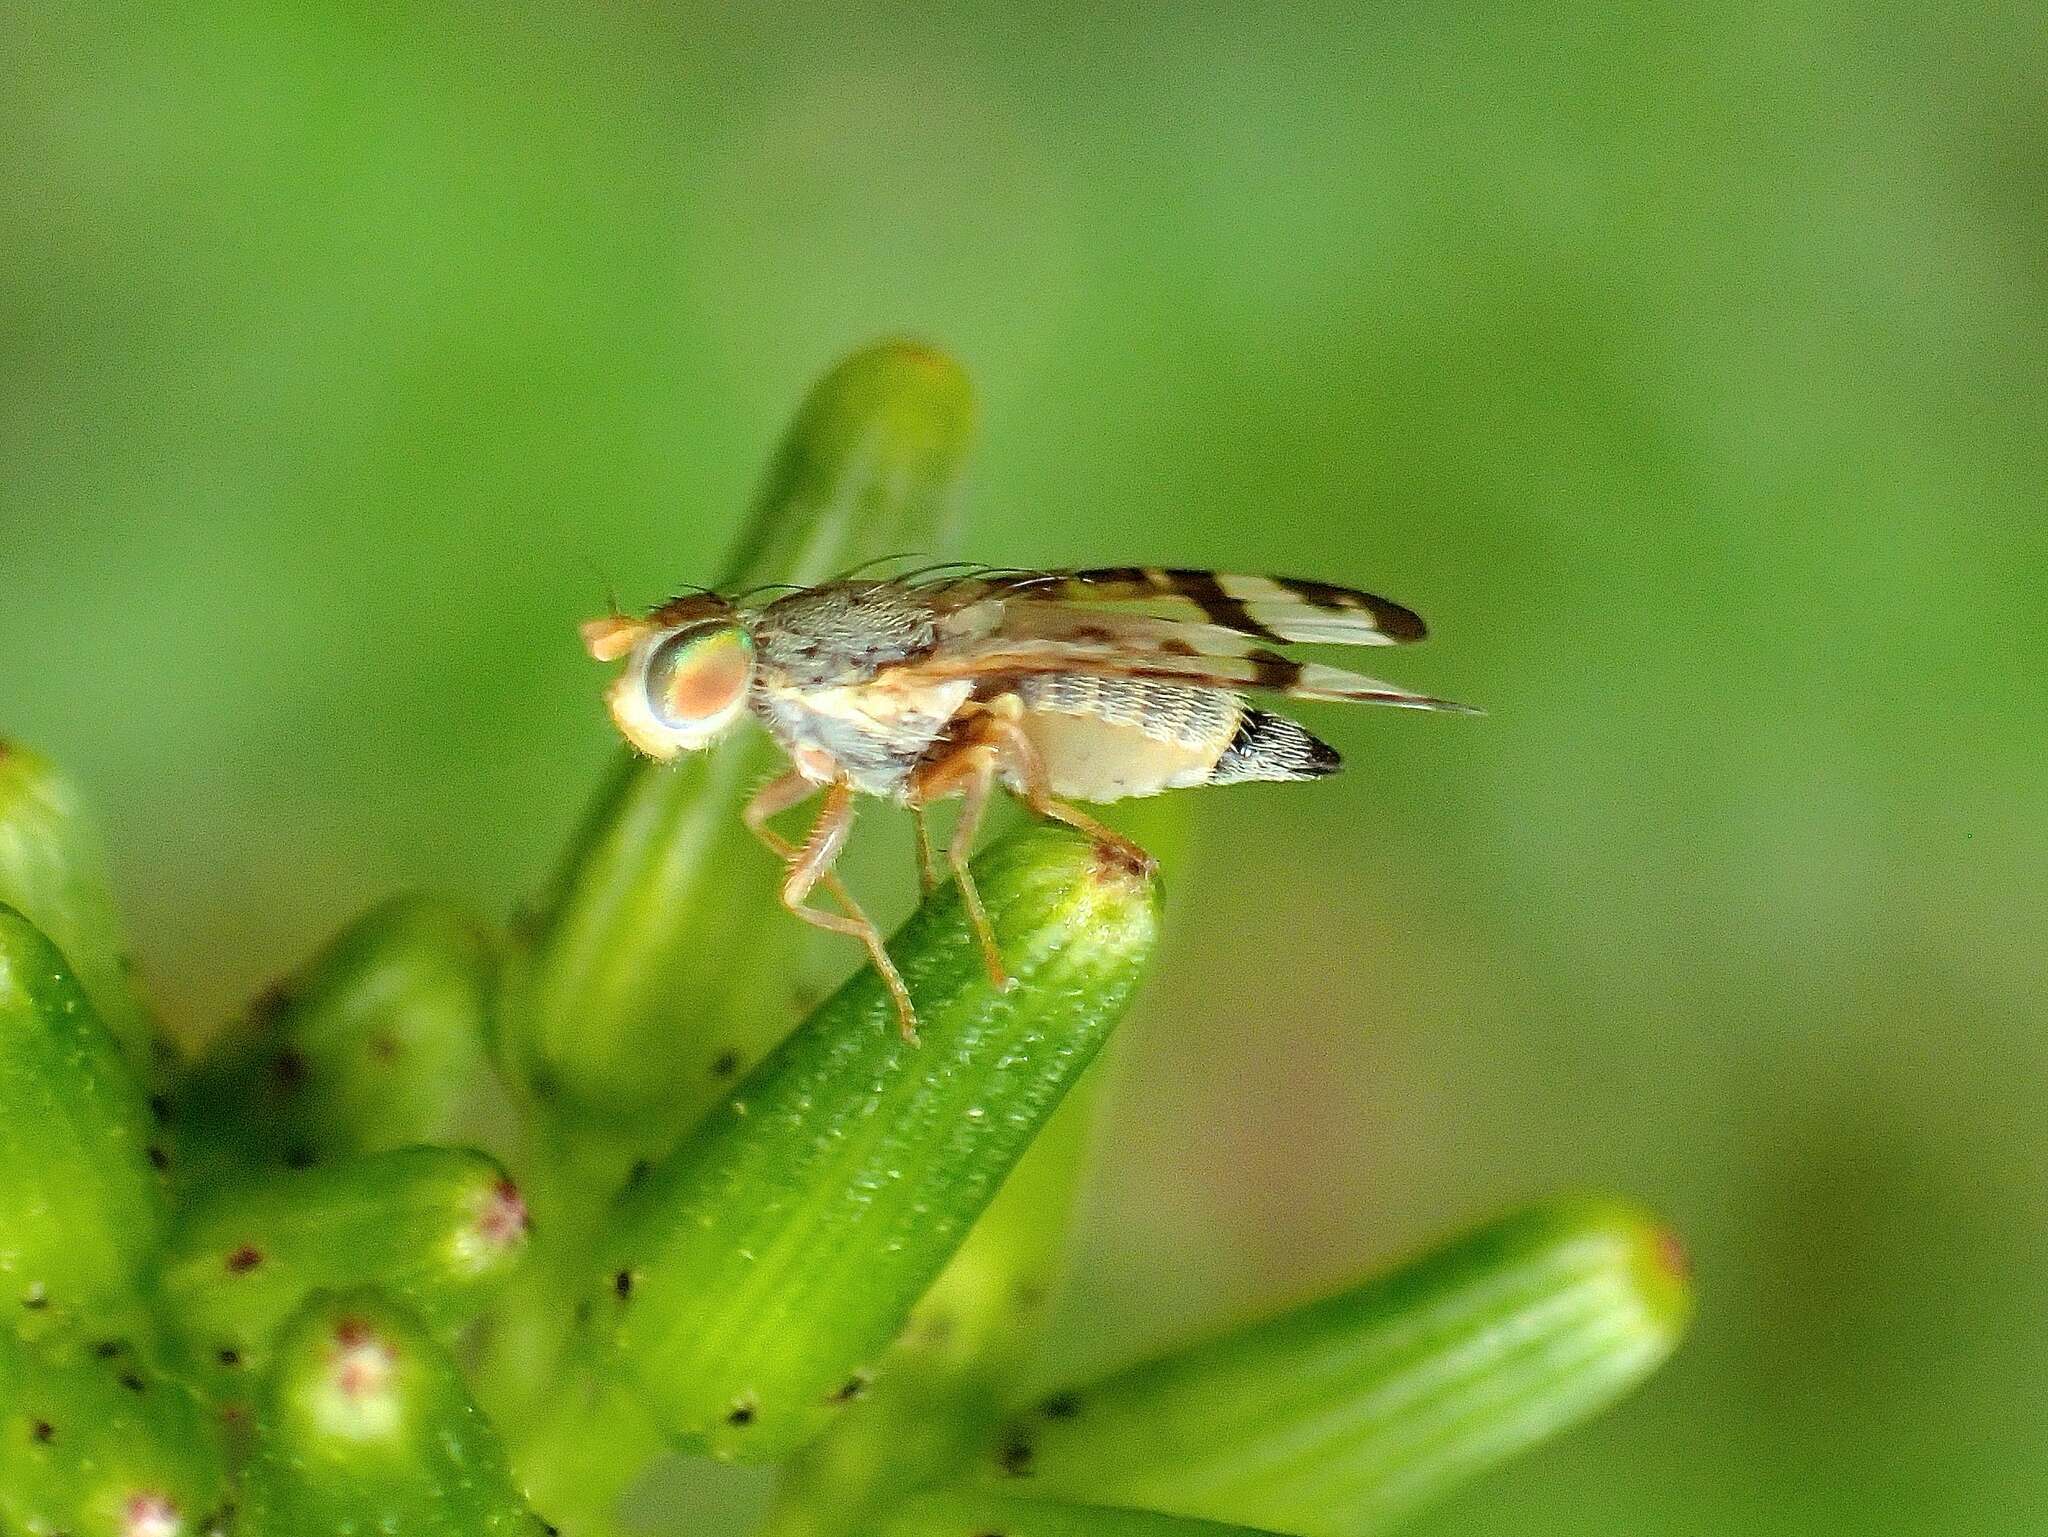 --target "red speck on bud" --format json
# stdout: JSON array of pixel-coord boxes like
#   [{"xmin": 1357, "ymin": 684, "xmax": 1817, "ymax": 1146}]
[
  {"xmin": 330, "ymin": 1318, "xmax": 396, "ymax": 1401},
  {"xmin": 123, "ymin": 1493, "xmax": 181, "ymax": 1537},
  {"xmin": 477, "ymin": 1178, "xmax": 531, "ymax": 1249},
  {"xmin": 1654, "ymin": 1226, "xmax": 1690, "ymax": 1282}
]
